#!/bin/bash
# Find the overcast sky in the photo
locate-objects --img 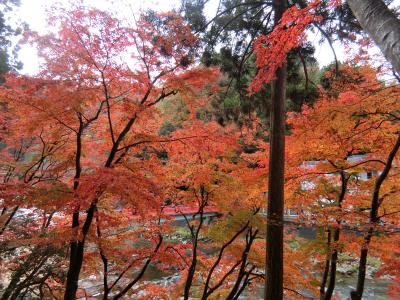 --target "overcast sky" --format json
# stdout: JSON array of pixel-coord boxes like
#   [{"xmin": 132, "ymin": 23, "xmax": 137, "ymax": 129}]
[{"xmin": 13, "ymin": 0, "xmax": 346, "ymax": 75}]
